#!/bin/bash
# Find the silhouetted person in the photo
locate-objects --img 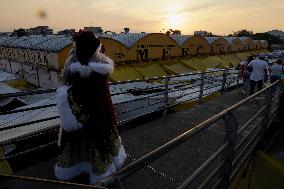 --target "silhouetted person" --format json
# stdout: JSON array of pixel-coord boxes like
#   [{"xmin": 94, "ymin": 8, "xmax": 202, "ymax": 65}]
[
  {"xmin": 270, "ymin": 59, "xmax": 283, "ymax": 93},
  {"xmin": 239, "ymin": 56, "xmax": 254, "ymax": 95}
]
